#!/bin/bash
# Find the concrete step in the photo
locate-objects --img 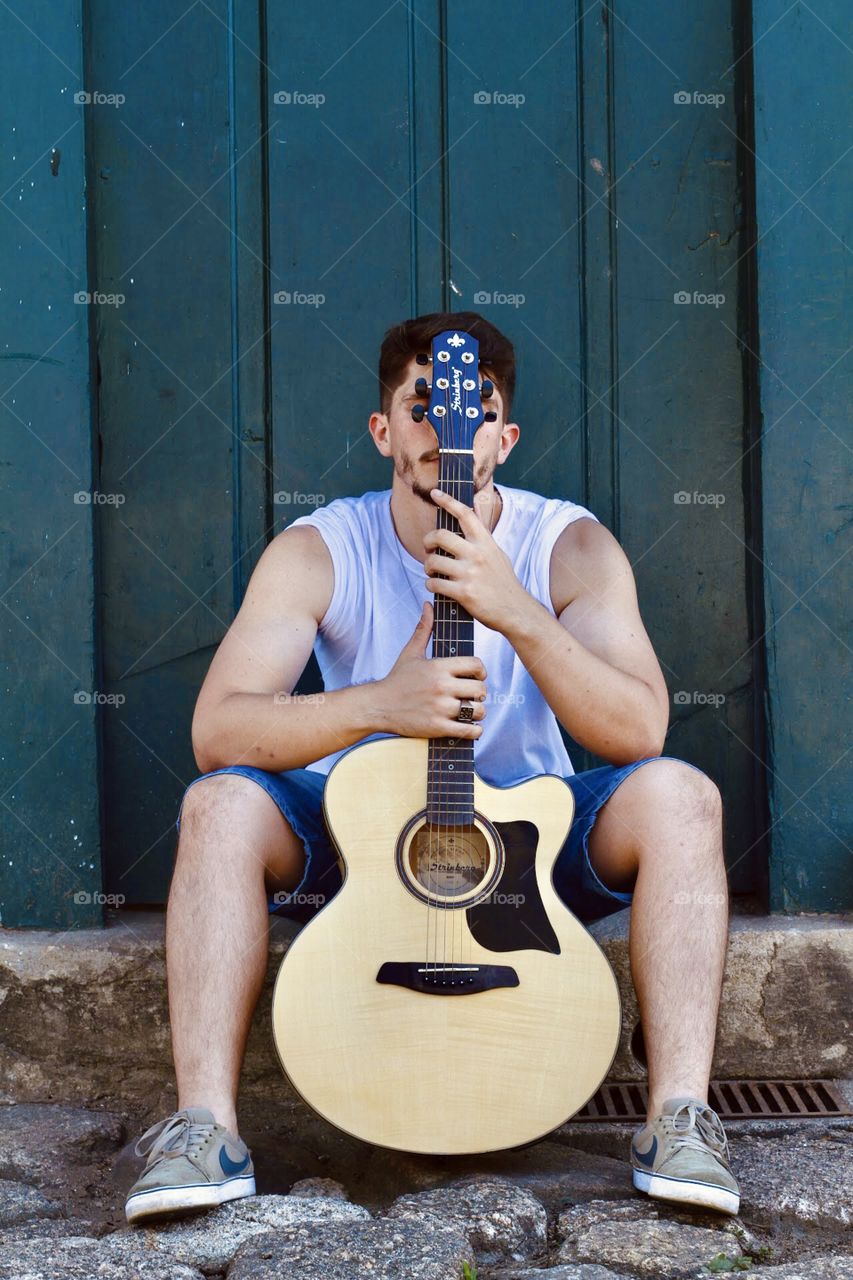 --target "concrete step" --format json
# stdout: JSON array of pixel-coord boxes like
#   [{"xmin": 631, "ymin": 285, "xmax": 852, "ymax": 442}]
[{"xmin": 0, "ymin": 909, "xmax": 850, "ymax": 1117}]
